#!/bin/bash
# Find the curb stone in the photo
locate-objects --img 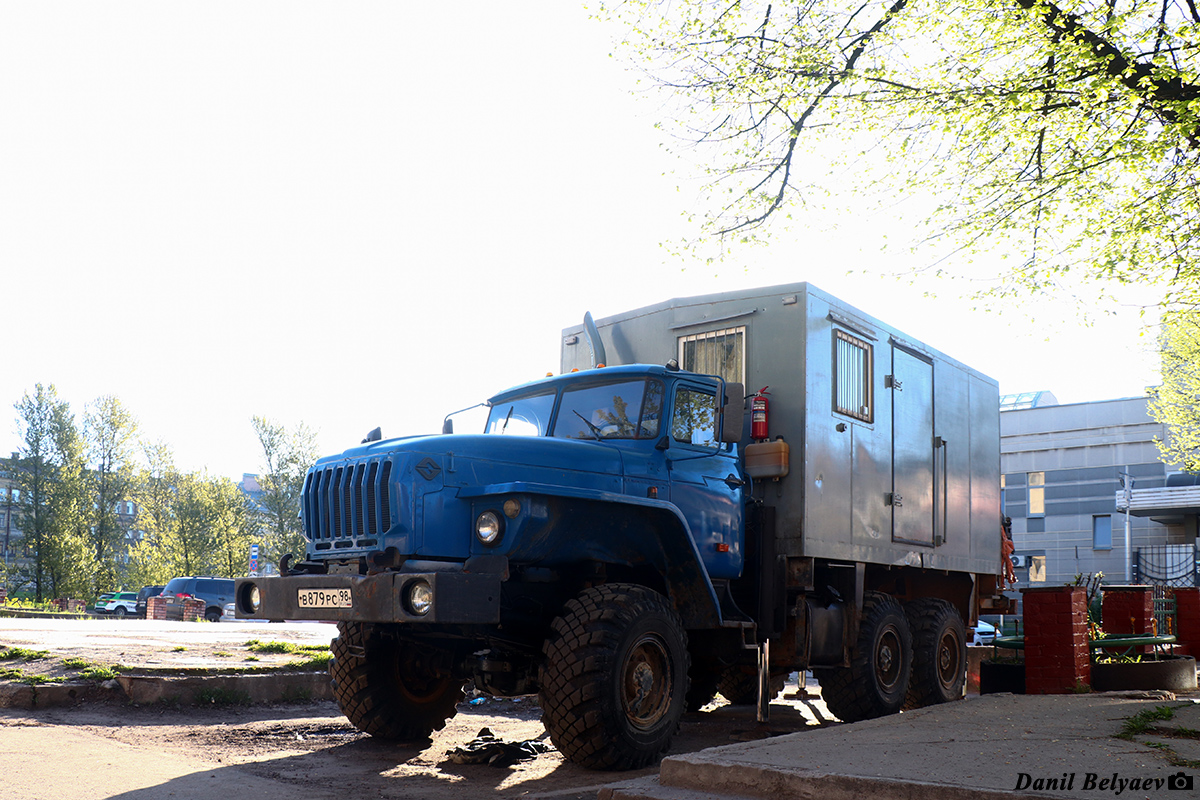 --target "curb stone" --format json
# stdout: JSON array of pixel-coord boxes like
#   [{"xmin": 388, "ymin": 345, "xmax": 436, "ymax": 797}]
[{"xmin": 0, "ymin": 671, "xmax": 331, "ymax": 709}]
